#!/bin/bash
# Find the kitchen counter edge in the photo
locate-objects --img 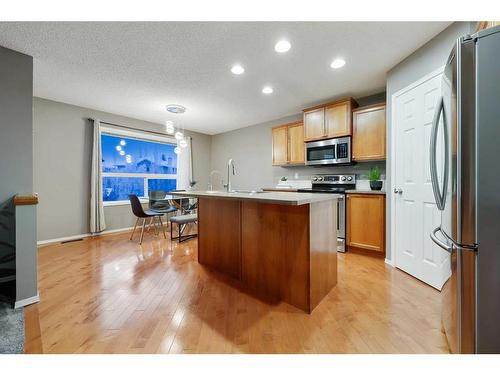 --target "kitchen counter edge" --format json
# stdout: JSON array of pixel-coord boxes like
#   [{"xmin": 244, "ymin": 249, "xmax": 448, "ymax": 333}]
[{"xmin": 173, "ymin": 190, "xmax": 340, "ymax": 206}]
